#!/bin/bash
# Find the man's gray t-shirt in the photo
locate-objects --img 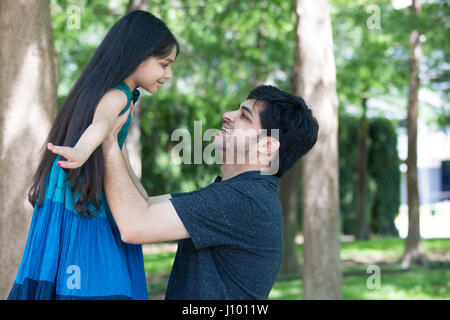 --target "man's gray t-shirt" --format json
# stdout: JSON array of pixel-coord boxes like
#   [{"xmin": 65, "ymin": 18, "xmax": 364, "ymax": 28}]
[{"xmin": 165, "ymin": 170, "xmax": 283, "ymax": 300}]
